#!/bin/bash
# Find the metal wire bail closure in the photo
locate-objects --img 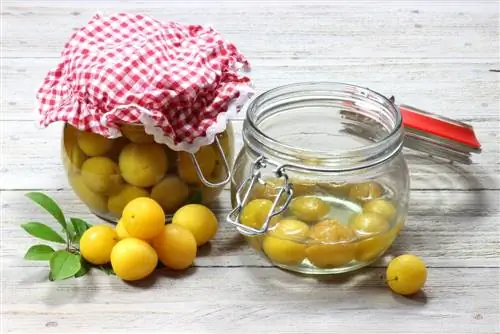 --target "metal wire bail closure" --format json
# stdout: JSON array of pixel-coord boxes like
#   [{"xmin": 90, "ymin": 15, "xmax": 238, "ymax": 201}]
[
  {"xmin": 226, "ymin": 156, "xmax": 294, "ymax": 237},
  {"xmin": 189, "ymin": 137, "xmax": 231, "ymax": 188}
]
